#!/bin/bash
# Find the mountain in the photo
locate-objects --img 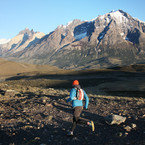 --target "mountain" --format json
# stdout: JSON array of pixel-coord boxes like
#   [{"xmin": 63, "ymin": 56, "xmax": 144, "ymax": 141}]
[
  {"xmin": 0, "ymin": 28, "xmax": 45, "ymax": 56},
  {"xmin": 1, "ymin": 10, "xmax": 145, "ymax": 69}
]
